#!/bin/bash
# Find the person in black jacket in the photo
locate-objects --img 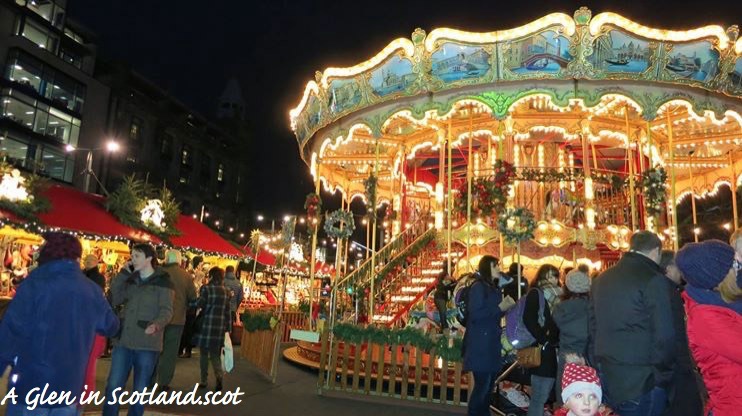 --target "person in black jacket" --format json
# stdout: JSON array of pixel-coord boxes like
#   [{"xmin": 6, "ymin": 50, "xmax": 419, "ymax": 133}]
[
  {"xmin": 503, "ymin": 262, "xmax": 529, "ymax": 300},
  {"xmin": 589, "ymin": 231, "xmax": 675, "ymax": 416},
  {"xmin": 658, "ymin": 250, "xmax": 705, "ymax": 416},
  {"xmin": 523, "ymin": 264, "xmax": 560, "ymax": 416},
  {"xmin": 84, "ymin": 254, "xmax": 106, "ymax": 291},
  {"xmin": 433, "ymin": 270, "xmax": 456, "ymax": 332}
]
